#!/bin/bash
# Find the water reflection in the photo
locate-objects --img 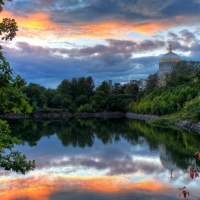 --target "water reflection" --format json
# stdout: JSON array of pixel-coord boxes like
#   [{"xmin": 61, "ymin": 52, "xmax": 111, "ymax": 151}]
[{"xmin": 1, "ymin": 118, "xmax": 200, "ymax": 200}]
